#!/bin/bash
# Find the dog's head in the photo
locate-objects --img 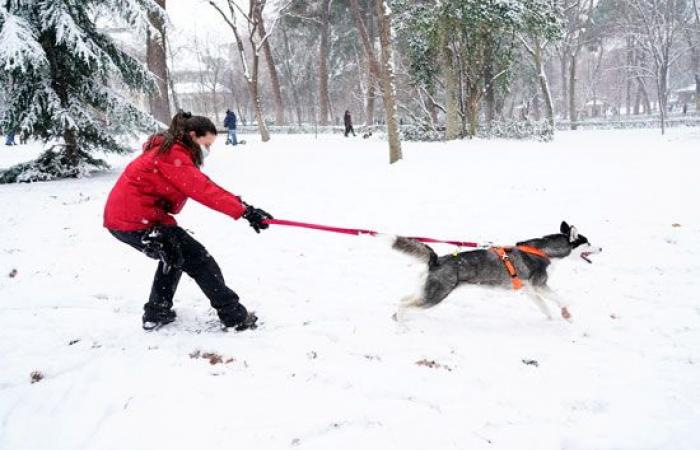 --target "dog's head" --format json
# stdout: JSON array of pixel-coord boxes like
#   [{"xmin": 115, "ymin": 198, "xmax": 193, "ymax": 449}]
[{"xmin": 560, "ymin": 221, "xmax": 602, "ymax": 264}]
